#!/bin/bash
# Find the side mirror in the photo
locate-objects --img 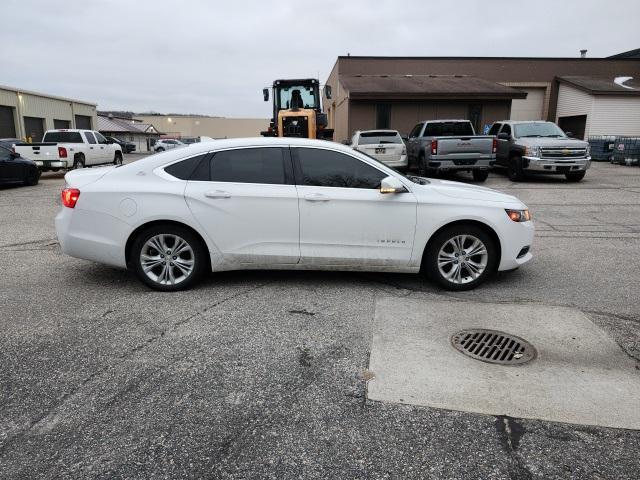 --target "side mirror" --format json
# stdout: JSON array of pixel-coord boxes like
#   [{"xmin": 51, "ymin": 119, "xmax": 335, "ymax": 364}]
[
  {"xmin": 325, "ymin": 85, "xmax": 332, "ymax": 100},
  {"xmin": 497, "ymin": 132, "xmax": 511, "ymax": 140},
  {"xmin": 10, "ymin": 151, "xmax": 20, "ymax": 159},
  {"xmin": 565, "ymin": 131, "xmax": 574, "ymax": 138},
  {"xmin": 263, "ymin": 88, "xmax": 269, "ymax": 102},
  {"xmin": 380, "ymin": 175, "xmax": 406, "ymax": 194}
]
